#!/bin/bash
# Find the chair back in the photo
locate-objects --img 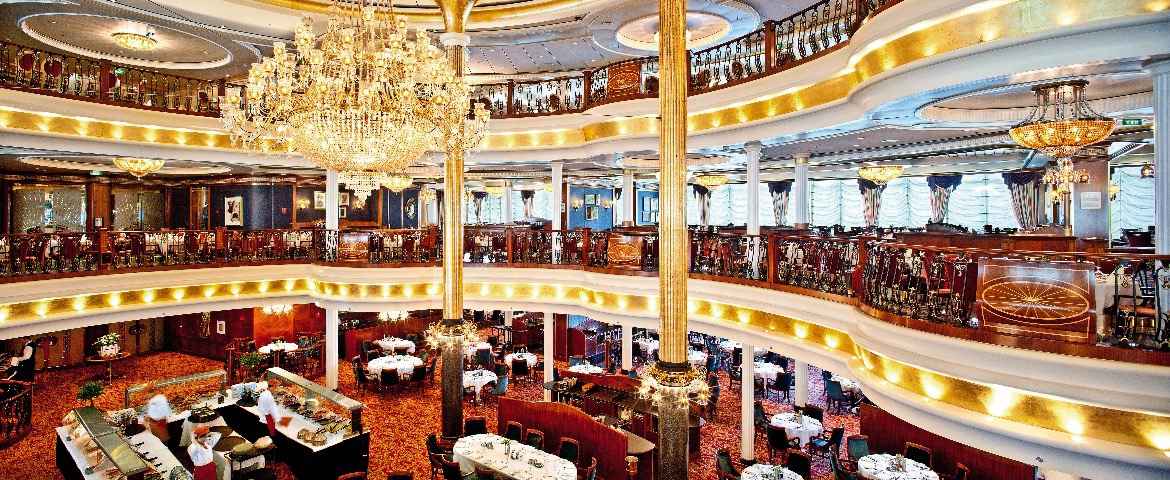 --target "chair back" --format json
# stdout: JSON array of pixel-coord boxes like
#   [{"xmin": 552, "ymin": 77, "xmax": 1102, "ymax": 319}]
[
  {"xmin": 410, "ymin": 365, "xmax": 428, "ymax": 382},
  {"xmin": 953, "ymin": 462, "xmax": 971, "ymax": 480},
  {"xmin": 846, "ymin": 435, "xmax": 870, "ymax": 461},
  {"xmin": 351, "ymin": 360, "xmax": 367, "ymax": 386},
  {"xmin": 802, "ymin": 405, "xmax": 824, "ymax": 423},
  {"xmin": 512, "ymin": 358, "xmax": 530, "ymax": 376},
  {"xmin": 503, "ymin": 421, "xmax": 524, "ymax": 441},
  {"xmin": 776, "ymin": 372, "xmax": 792, "ymax": 390},
  {"xmin": 387, "ymin": 471, "xmax": 413, "ymax": 480},
  {"xmin": 556, "ymin": 437, "xmax": 580, "ymax": 464},
  {"xmin": 903, "ymin": 442, "xmax": 933, "ymax": 468},
  {"xmin": 580, "ymin": 456, "xmax": 598, "ymax": 480},
  {"xmin": 380, "ymin": 369, "xmax": 399, "ymax": 387},
  {"xmin": 786, "ymin": 450, "xmax": 812, "ymax": 479},
  {"xmin": 525, "ymin": 429, "xmax": 545, "ymax": 450},
  {"xmin": 394, "ymin": 346, "xmax": 409, "ymax": 355},
  {"xmin": 766, "ymin": 424, "xmax": 790, "ymax": 450},
  {"xmin": 826, "ymin": 380, "xmax": 847, "ymax": 400},
  {"xmin": 827, "ymin": 427, "xmax": 845, "ymax": 449},
  {"xmin": 439, "ymin": 456, "xmax": 464, "ymax": 480},
  {"xmin": 716, "ymin": 448, "xmax": 738, "ymax": 475},
  {"xmin": 476, "ymin": 347, "xmax": 492, "ymax": 366},
  {"xmin": 464, "ymin": 416, "xmax": 488, "ymax": 436}
]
